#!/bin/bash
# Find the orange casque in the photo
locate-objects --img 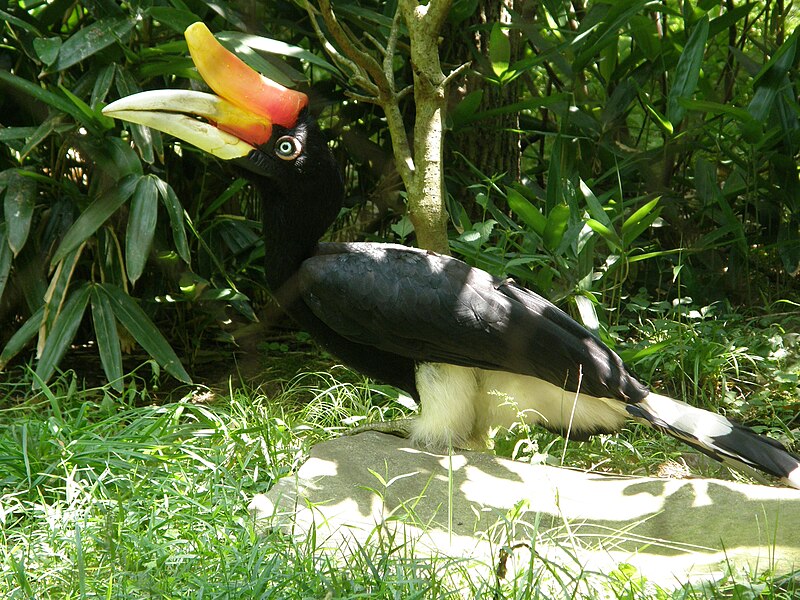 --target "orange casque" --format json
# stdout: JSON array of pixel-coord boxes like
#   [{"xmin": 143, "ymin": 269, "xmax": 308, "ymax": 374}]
[{"xmin": 184, "ymin": 22, "xmax": 309, "ymax": 146}]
